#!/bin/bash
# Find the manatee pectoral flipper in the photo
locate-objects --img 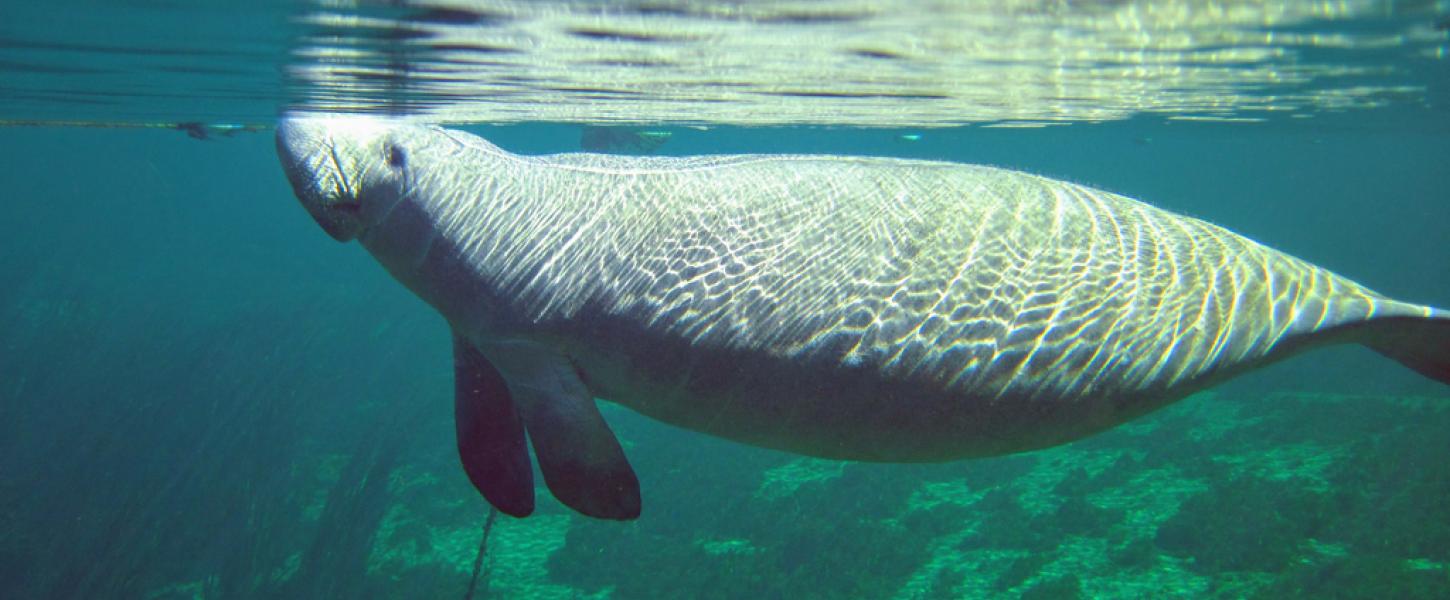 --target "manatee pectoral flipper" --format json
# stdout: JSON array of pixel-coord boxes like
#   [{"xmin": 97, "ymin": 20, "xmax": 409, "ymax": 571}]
[
  {"xmin": 495, "ymin": 343, "xmax": 641, "ymax": 520},
  {"xmin": 453, "ymin": 333, "xmax": 535, "ymax": 517},
  {"xmin": 1362, "ymin": 312, "xmax": 1450, "ymax": 385}
]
